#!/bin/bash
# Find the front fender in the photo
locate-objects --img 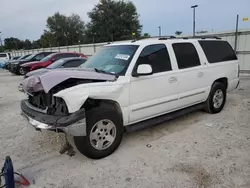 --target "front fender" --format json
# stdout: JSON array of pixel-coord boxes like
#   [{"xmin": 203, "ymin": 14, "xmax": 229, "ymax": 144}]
[{"xmin": 54, "ymin": 83, "xmax": 124, "ymax": 113}]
